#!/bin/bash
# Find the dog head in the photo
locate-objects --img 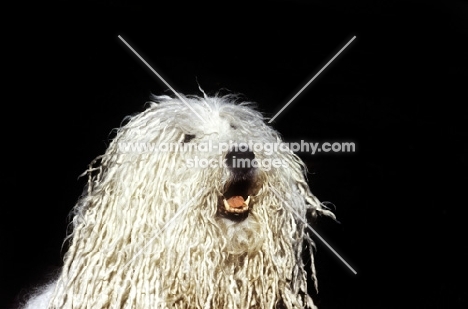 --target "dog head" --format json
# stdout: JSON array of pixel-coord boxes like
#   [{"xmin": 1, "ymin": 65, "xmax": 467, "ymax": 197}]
[{"xmin": 49, "ymin": 93, "xmax": 334, "ymax": 309}]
